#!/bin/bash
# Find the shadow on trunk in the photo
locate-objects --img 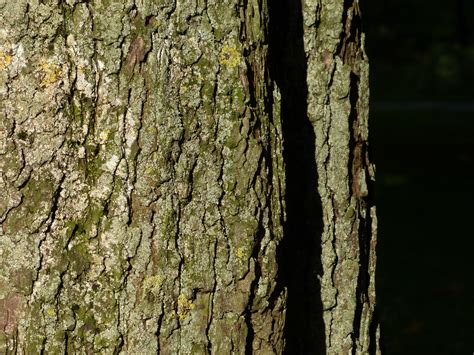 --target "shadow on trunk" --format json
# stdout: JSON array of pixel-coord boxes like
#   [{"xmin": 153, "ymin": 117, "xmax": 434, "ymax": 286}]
[{"xmin": 269, "ymin": 0, "xmax": 326, "ymax": 353}]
